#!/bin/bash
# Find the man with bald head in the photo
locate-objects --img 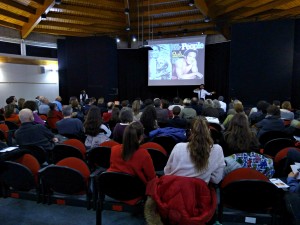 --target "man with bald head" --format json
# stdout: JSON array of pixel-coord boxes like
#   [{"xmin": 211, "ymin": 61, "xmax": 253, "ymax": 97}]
[{"xmin": 15, "ymin": 109, "xmax": 58, "ymax": 151}]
